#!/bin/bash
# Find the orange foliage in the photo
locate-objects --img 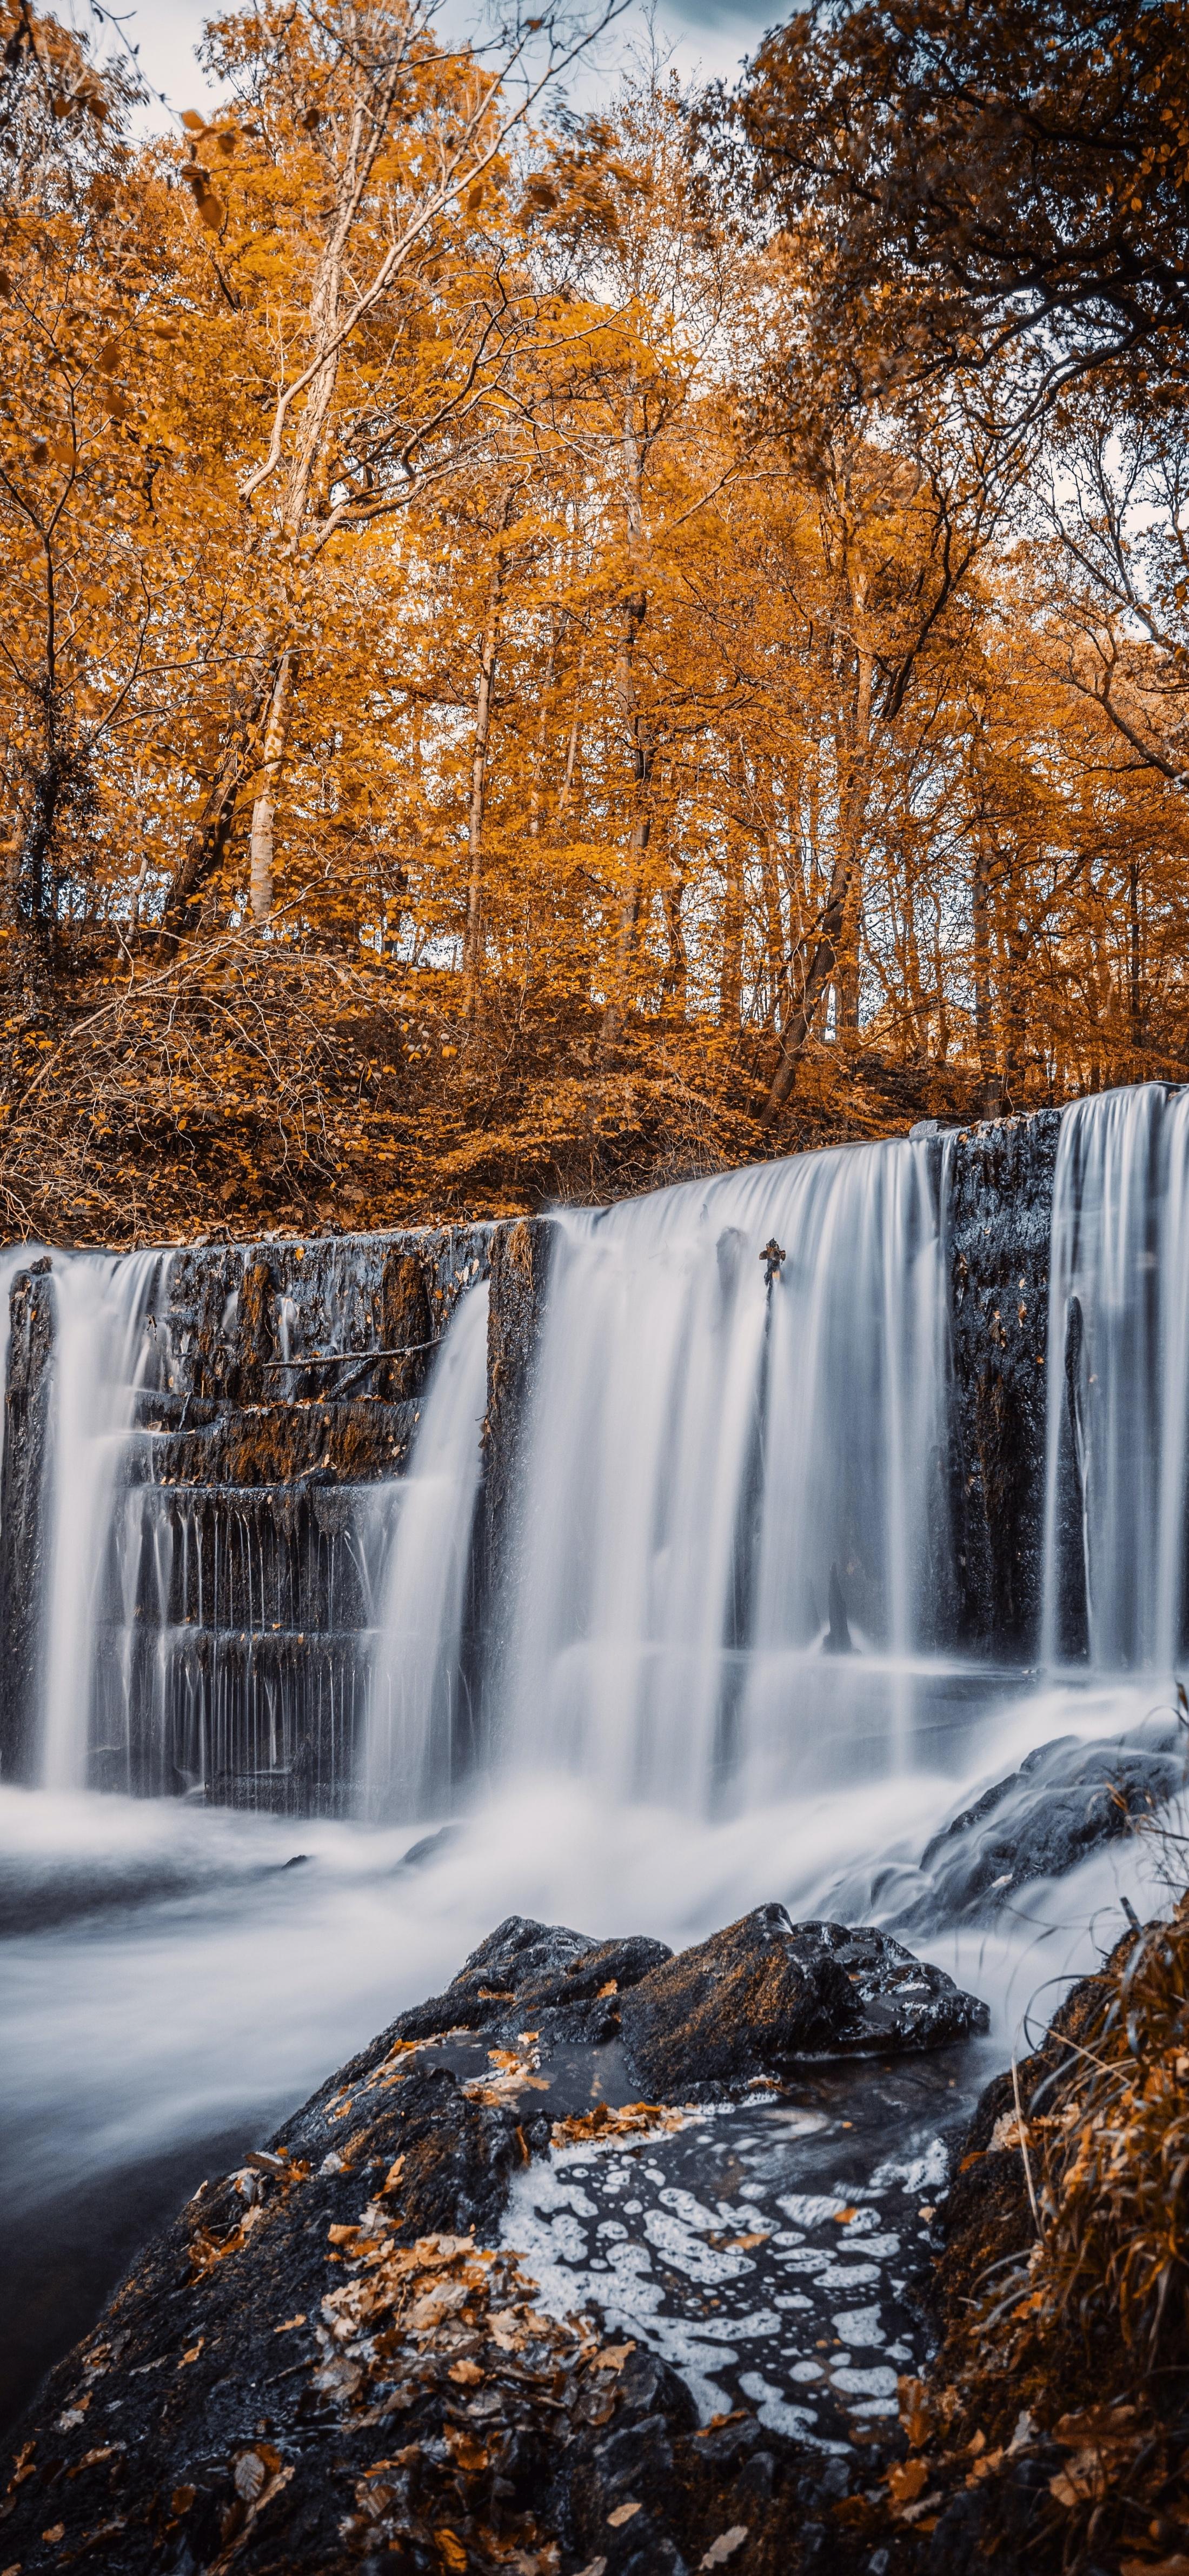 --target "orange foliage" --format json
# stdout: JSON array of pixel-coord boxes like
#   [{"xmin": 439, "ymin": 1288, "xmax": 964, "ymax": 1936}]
[{"xmin": 1, "ymin": 2, "xmax": 1187, "ymax": 1243}]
